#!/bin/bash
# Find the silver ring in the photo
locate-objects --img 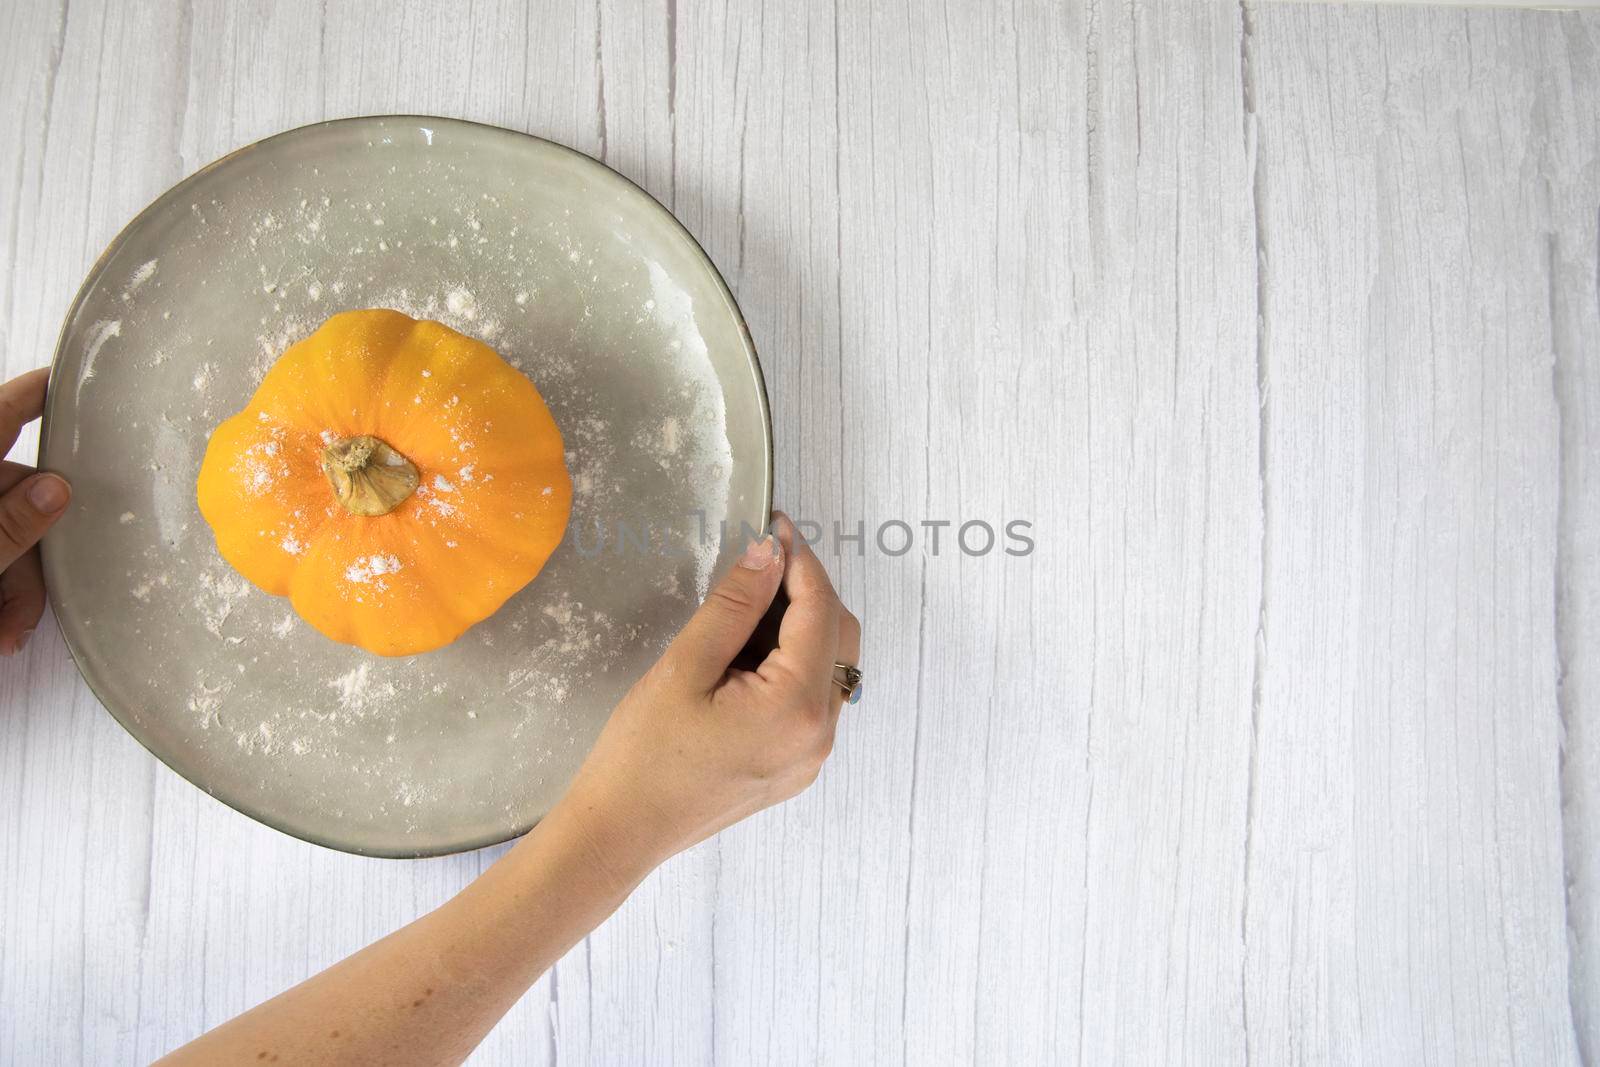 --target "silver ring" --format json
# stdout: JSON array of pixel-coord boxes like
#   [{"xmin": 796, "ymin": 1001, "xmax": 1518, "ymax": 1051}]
[{"xmin": 833, "ymin": 663, "xmax": 863, "ymax": 705}]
